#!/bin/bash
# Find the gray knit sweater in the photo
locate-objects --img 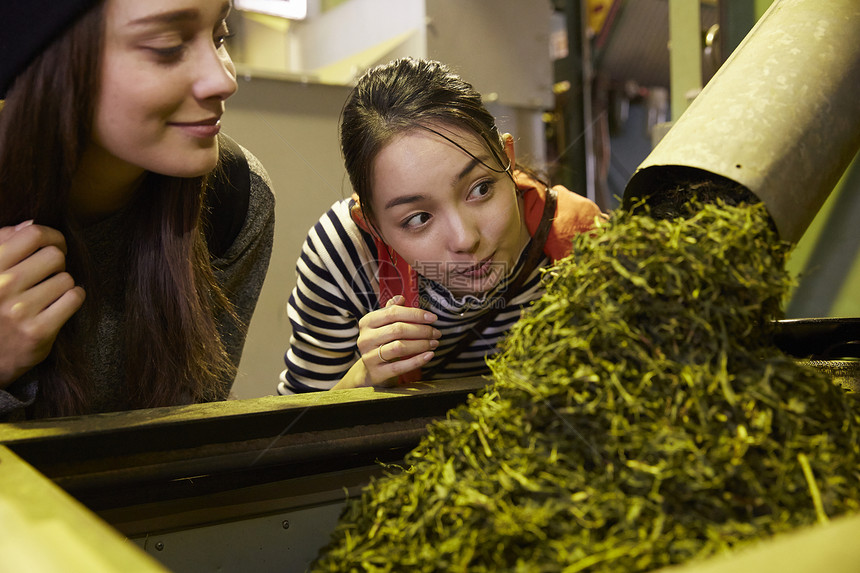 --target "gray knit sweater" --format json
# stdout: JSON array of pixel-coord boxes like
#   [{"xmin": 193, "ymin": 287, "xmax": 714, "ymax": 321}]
[{"xmin": 0, "ymin": 146, "xmax": 275, "ymax": 421}]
